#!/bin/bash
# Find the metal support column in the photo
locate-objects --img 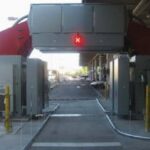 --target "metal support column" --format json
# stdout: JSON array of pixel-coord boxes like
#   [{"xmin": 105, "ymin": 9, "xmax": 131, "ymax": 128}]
[
  {"xmin": 94, "ymin": 58, "xmax": 97, "ymax": 81},
  {"xmin": 99, "ymin": 55, "xmax": 102, "ymax": 81},
  {"xmin": 92, "ymin": 60, "xmax": 95, "ymax": 81},
  {"xmin": 96, "ymin": 55, "xmax": 100, "ymax": 81},
  {"xmin": 88, "ymin": 62, "xmax": 92, "ymax": 81}
]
